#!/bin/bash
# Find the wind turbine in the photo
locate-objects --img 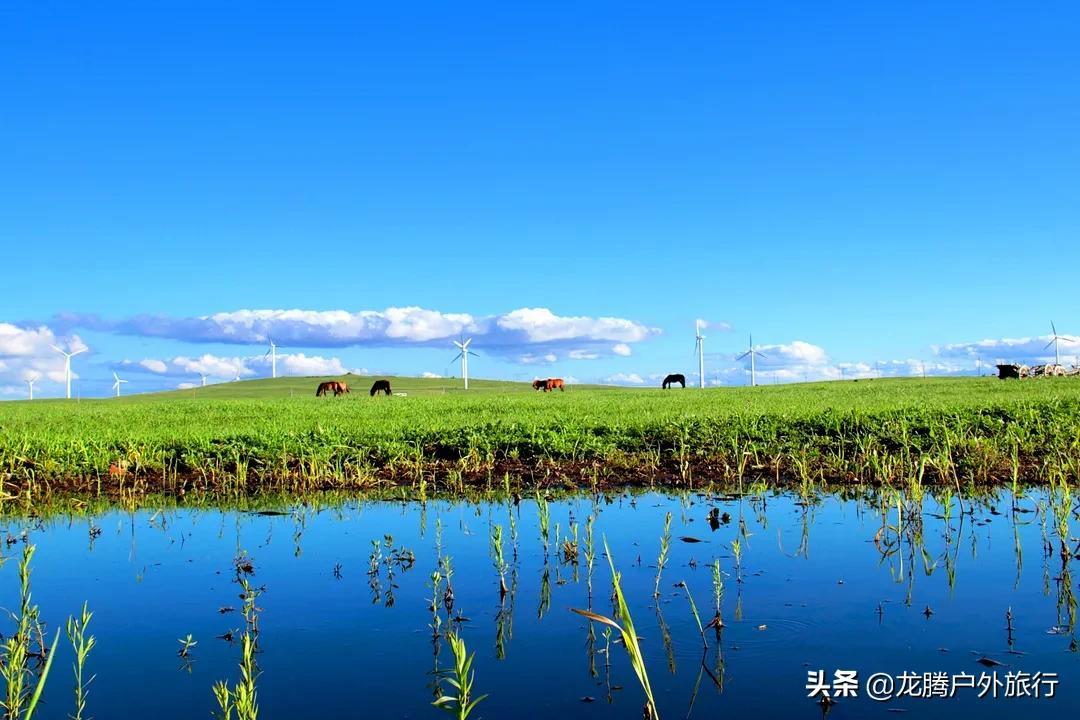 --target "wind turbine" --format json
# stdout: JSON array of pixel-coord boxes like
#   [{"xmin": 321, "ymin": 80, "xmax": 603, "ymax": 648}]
[
  {"xmin": 736, "ymin": 333, "xmax": 767, "ymax": 387},
  {"xmin": 1043, "ymin": 322, "xmax": 1075, "ymax": 367},
  {"xmin": 26, "ymin": 373, "xmax": 38, "ymax": 400},
  {"xmin": 111, "ymin": 372, "xmax": 129, "ymax": 397},
  {"xmin": 233, "ymin": 365, "xmax": 242, "ymax": 382},
  {"xmin": 50, "ymin": 344, "xmax": 86, "ymax": 399},
  {"xmin": 452, "ymin": 338, "xmax": 478, "ymax": 390},
  {"xmin": 198, "ymin": 372, "xmax": 209, "ymax": 387},
  {"xmin": 694, "ymin": 321, "xmax": 705, "ymax": 389},
  {"xmin": 264, "ymin": 338, "xmax": 280, "ymax": 378}
]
